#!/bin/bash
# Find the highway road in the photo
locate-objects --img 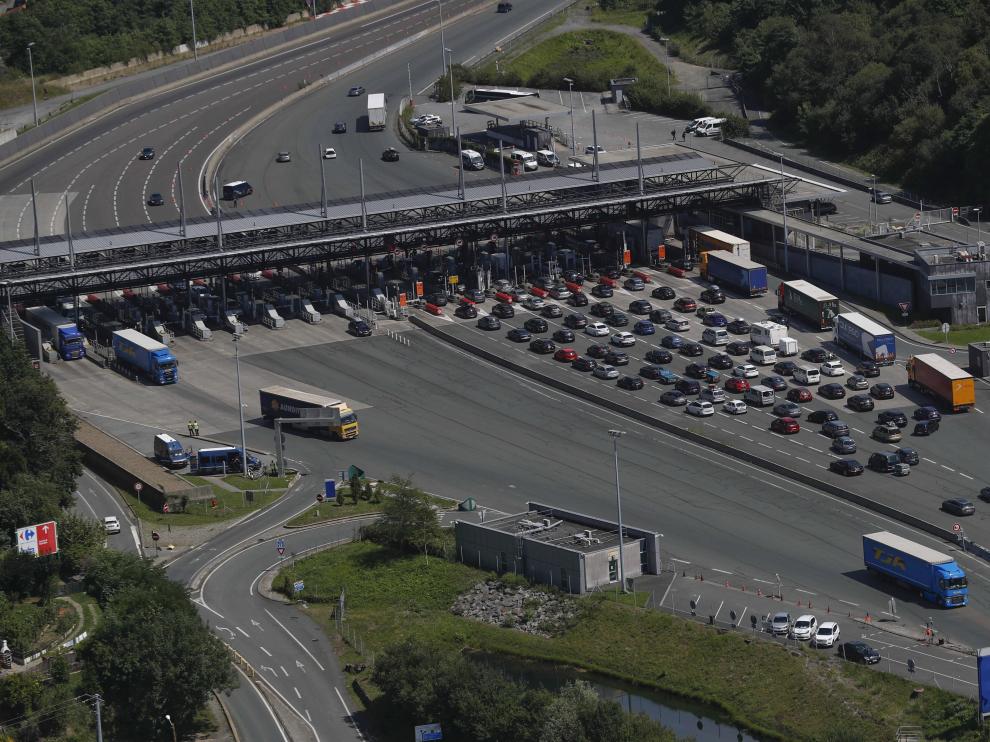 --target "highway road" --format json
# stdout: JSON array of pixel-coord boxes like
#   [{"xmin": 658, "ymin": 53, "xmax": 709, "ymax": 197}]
[
  {"xmin": 72, "ymin": 467, "xmax": 141, "ymax": 555},
  {"xmin": 0, "ymin": 0, "xmax": 494, "ymax": 239}
]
